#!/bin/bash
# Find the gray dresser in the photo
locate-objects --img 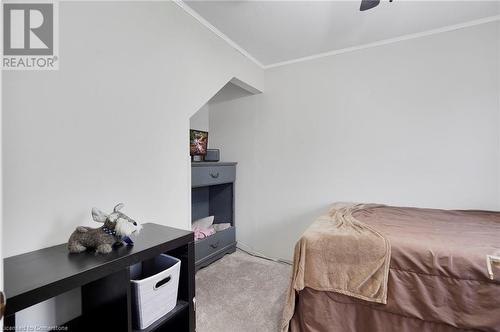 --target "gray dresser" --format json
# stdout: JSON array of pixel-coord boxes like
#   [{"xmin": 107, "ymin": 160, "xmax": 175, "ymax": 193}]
[{"xmin": 191, "ymin": 162, "xmax": 237, "ymax": 271}]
